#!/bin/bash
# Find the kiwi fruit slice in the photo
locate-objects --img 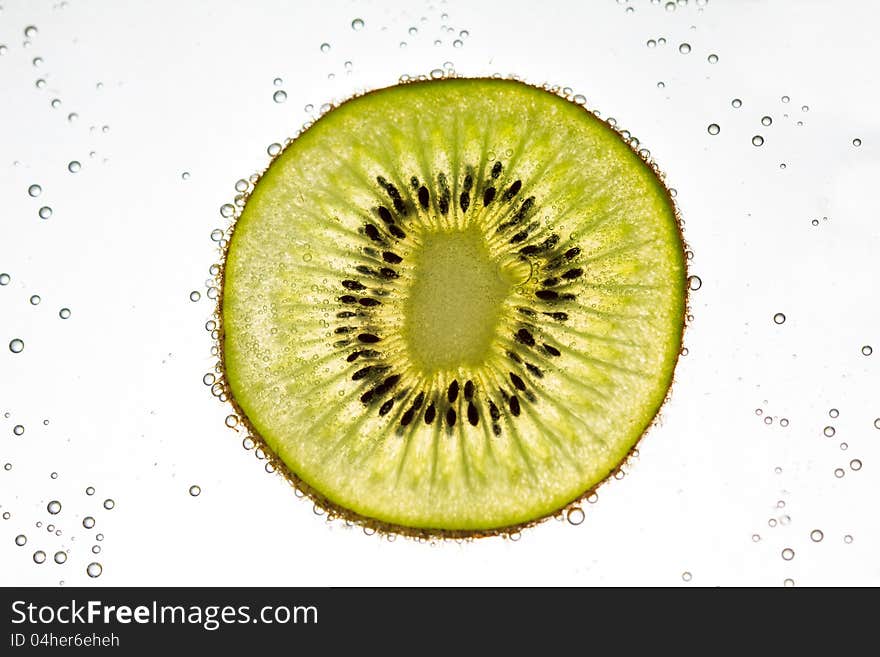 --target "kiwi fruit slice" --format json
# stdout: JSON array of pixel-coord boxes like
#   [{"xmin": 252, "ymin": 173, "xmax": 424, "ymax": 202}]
[{"xmin": 220, "ymin": 78, "xmax": 686, "ymax": 536}]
